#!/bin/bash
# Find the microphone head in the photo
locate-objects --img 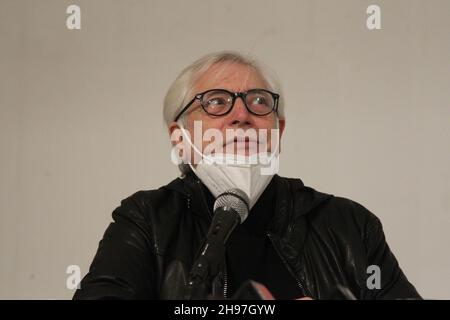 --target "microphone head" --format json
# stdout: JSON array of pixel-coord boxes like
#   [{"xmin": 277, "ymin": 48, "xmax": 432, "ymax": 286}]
[{"xmin": 213, "ymin": 189, "xmax": 250, "ymax": 223}]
